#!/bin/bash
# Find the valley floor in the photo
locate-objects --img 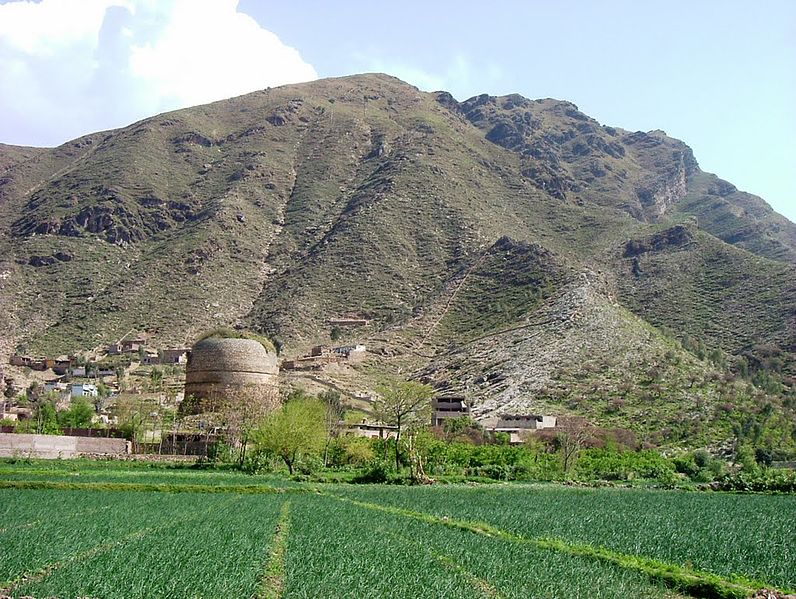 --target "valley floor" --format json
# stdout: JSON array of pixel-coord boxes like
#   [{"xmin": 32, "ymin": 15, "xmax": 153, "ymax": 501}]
[{"xmin": 0, "ymin": 460, "xmax": 794, "ymax": 598}]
